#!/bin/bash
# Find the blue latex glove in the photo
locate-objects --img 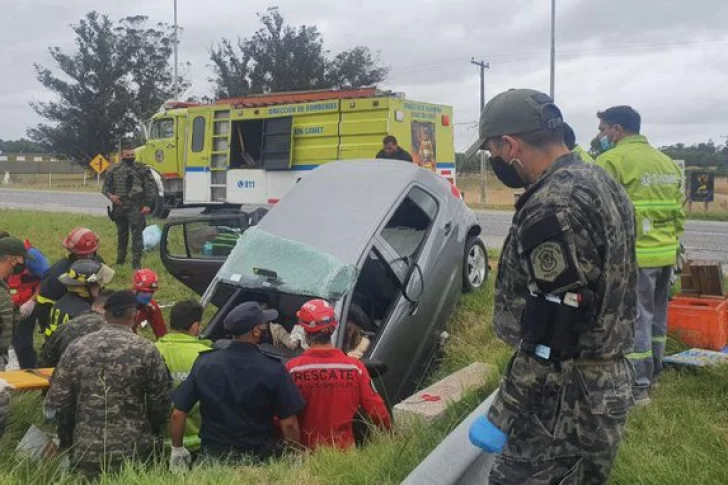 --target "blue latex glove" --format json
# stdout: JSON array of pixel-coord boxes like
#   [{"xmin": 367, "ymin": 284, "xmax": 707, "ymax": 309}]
[{"xmin": 468, "ymin": 415, "xmax": 508, "ymax": 453}]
